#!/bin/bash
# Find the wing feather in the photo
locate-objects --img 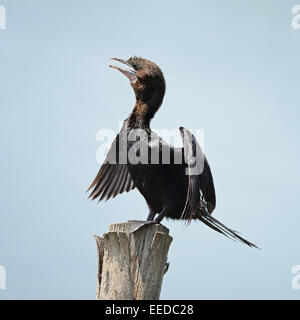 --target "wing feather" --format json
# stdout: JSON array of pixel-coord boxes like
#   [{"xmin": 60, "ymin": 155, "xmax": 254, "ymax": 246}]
[
  {"xmin": 87, "ymin": 132, "xmax": 135, "ymax": 201},
  {"xmin": 179, "ymin": 127, "xmax": 216, "ymax": 223}
]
